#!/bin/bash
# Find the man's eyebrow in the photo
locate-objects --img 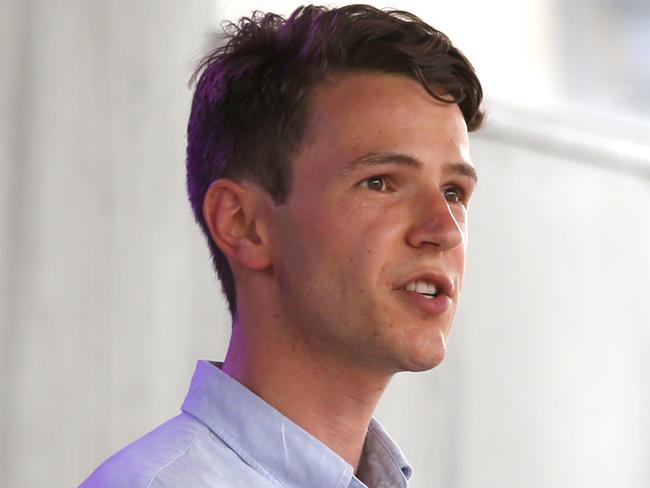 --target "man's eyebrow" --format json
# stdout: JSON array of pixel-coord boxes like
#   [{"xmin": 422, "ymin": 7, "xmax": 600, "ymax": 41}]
[
  {"xmin": 340, "ymin": 152, "xmax": 422, "ymax": 175},
  {"xmin": 341, "ymin": 151, "xmax": 478, "ymax": 184},
  {"xmin": 442, "ymin": 161, "xmax": 478, "ymax": 184}
]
